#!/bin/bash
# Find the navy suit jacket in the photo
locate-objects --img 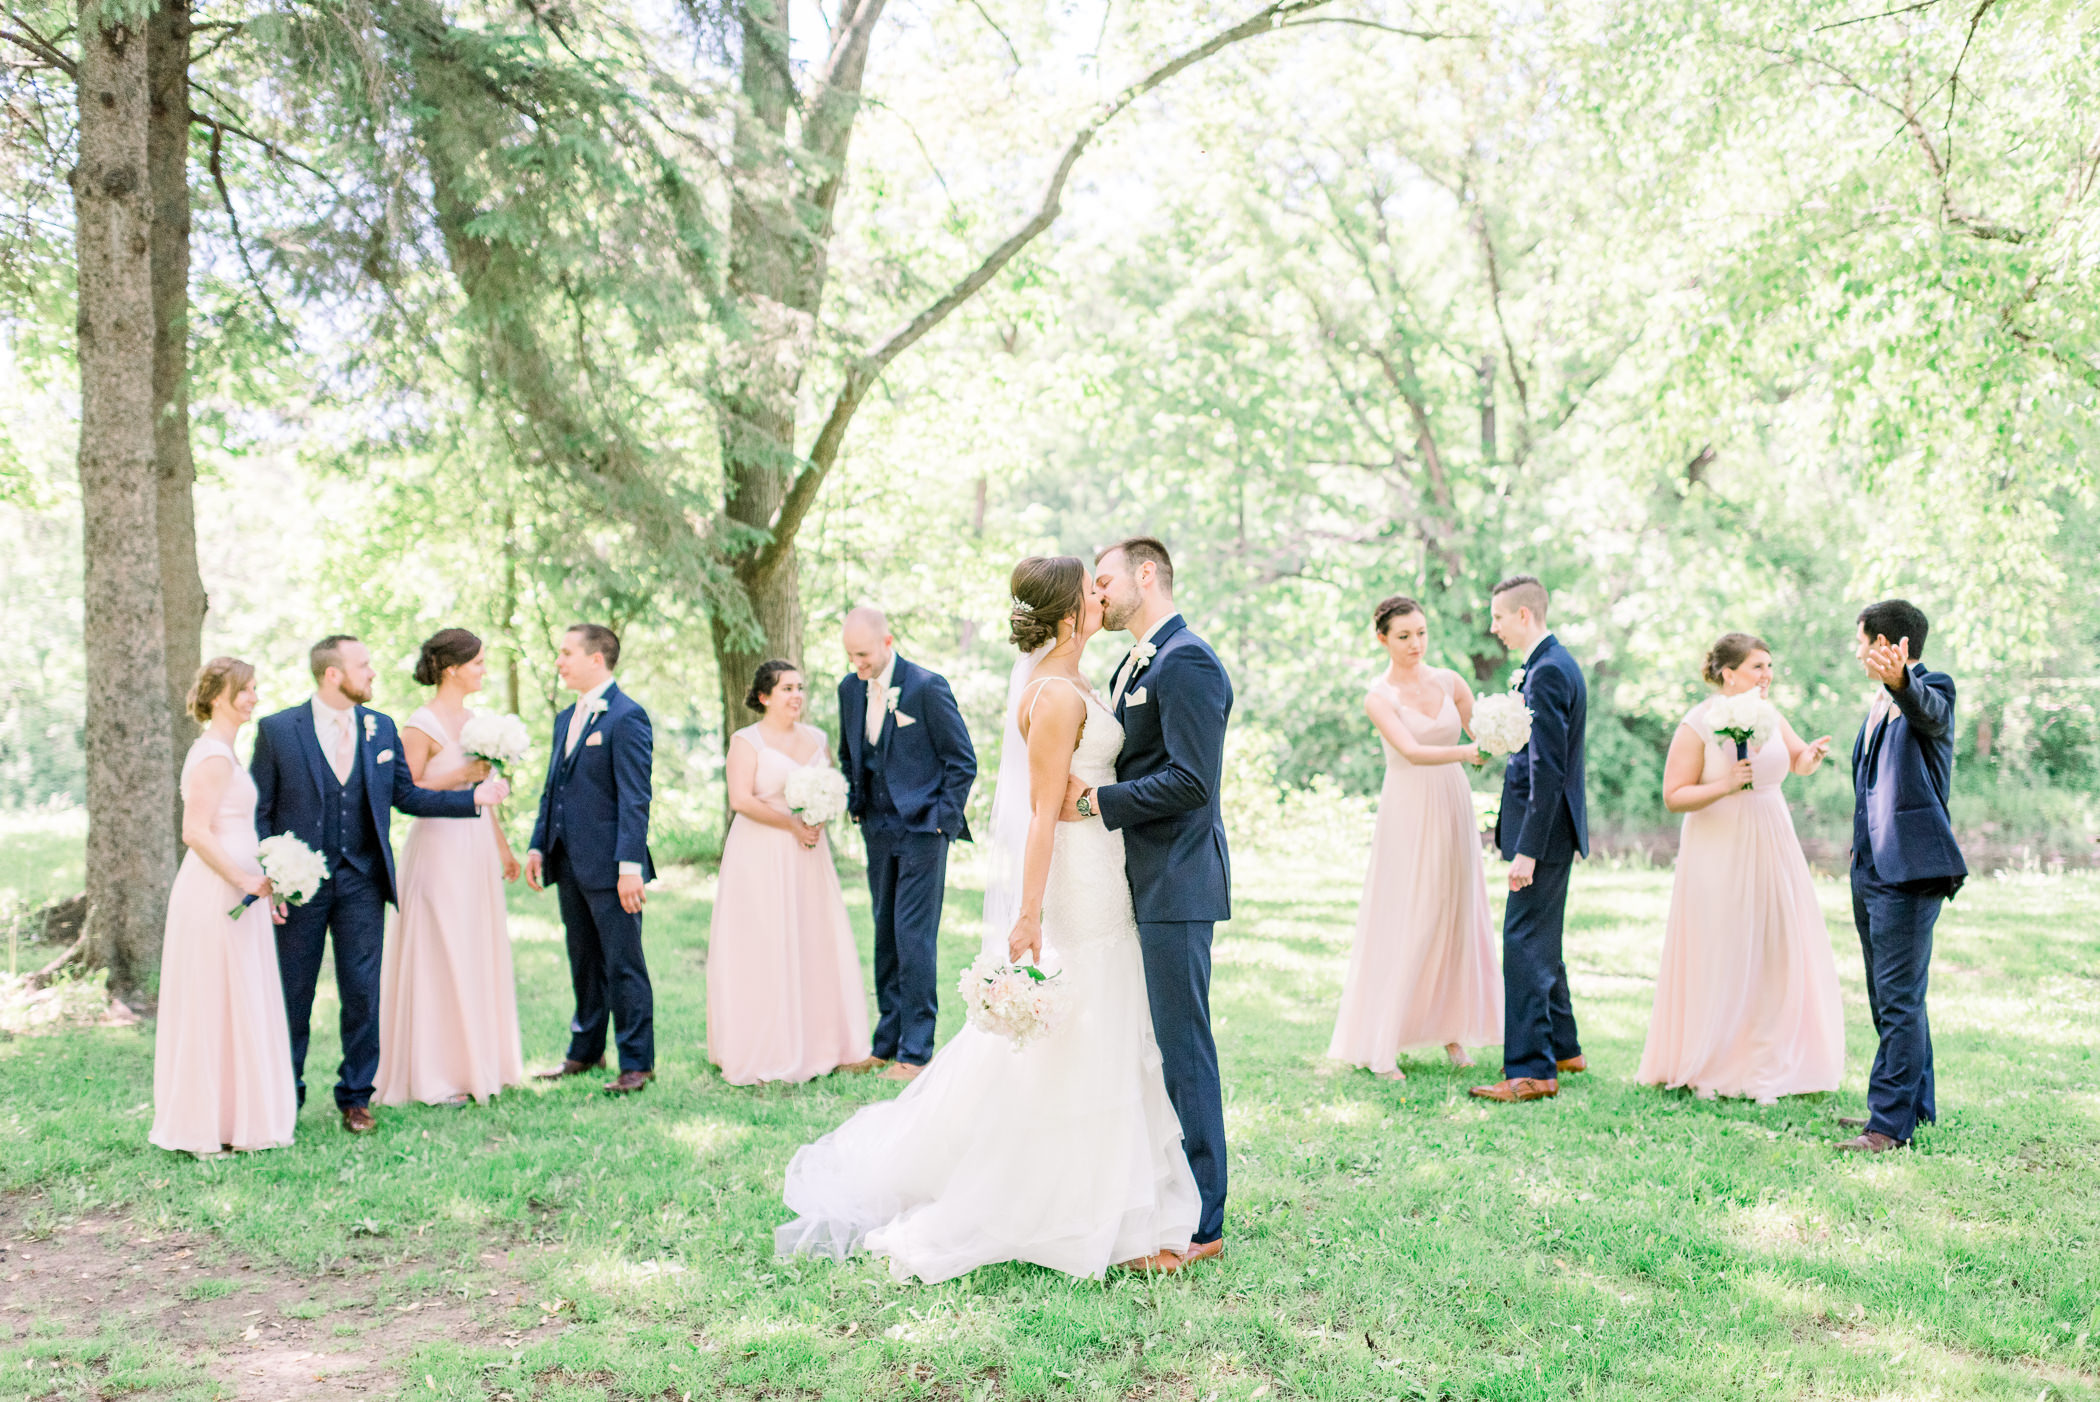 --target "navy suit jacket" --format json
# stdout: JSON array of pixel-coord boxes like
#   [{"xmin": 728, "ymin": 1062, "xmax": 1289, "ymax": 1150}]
[
  {"xmin": 1099, "ymin": 615, "xmax": 1233, "ymax": 925},
  {"xmin": 529, "ymin": 683, "xmax": 656, "ymax": 890},
  {"xmin": 837, "ymin": 655, "xmax": 976, "ymax": 841},
  {"xmin": 1851, "ymin": 663, "xmax": 1967, "ymax": 885},
  {"xmin": 251, "ymin": 702, "xmax": 478, "ymax": 906},
  {"xmin": 1495, "ymin": 634, "xmax": 1590, "ymax": 864}
]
